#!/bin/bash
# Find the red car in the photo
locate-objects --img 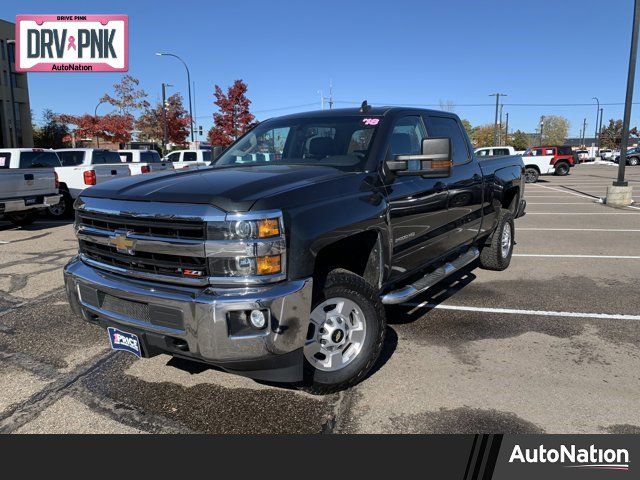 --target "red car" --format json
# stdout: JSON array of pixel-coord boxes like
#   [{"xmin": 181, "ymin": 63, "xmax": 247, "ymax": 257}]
[{"xmin": 524, "ymin": 146, "xmax": 574, "ymax": 176}]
